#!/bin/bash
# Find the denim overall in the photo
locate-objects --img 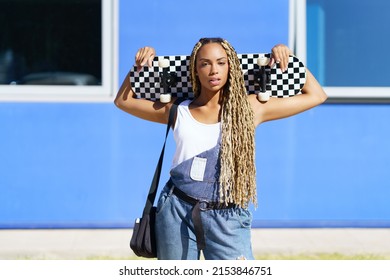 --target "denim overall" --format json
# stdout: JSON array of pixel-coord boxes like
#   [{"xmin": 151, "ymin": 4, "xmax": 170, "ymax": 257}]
[{"xmin": 155, "ymin": 143, "xmax": 254, "ymax": 260}]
